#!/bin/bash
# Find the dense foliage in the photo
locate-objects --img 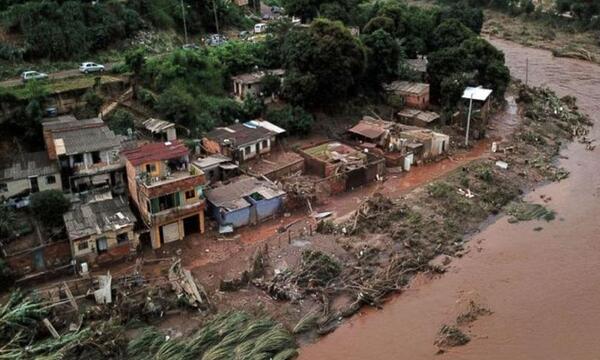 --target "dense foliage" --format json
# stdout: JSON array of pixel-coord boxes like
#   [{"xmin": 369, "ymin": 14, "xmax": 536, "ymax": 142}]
[
  {"xmin": 0, "ymin": 0, "xmax": 252, "ymax": 61},
  {"xmin": 30, "ymin": 190, "xmax": 71, "ymax": 228}
]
